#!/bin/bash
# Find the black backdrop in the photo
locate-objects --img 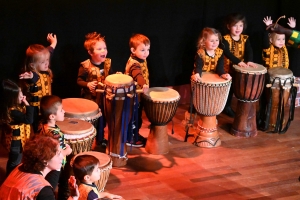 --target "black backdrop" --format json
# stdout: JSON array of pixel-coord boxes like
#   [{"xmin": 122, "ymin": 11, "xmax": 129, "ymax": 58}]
[{"xmin": 1, "ymin": 0, "xmax": 300, "ymax": 98}]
